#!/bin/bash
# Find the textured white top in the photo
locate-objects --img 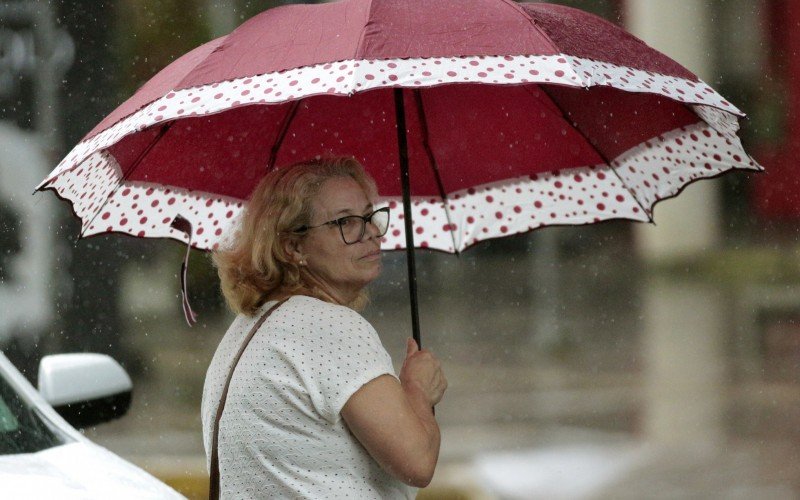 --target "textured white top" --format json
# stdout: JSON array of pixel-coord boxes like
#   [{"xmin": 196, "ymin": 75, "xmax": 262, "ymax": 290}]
[{"xmin": 201, "ymin": 295, "xmax": 415, "ymax": 499}]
